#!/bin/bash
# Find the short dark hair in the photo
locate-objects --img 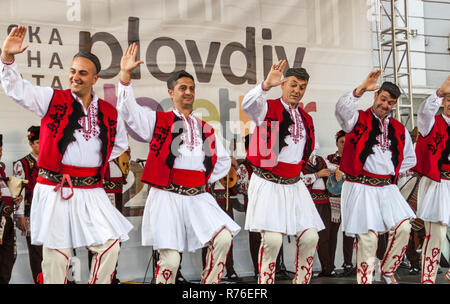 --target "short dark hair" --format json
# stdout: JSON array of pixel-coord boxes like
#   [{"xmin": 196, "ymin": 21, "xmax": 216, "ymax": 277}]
[
  {"xmin": 73, "ymin": 50, "xmax": 101, "ymax": 74},
  {"xmin": 285, "ymin": 67, "xmax": 310, "ymax": 82},
  {"xmin": 167, "ymin": 70, "xmax": 195, "ymax": 90},
  {"xmin": 244, "ymin": 134, "xmax": 251, "ymax": 152},
  {"xmin": 27, "ymin": 126, "xmax": 40, "ymax": 142},
  {"xmin": 378, "ymin": 81, "xmax": 401, "ymax": 99},
  {"xmin": 335, "ymin": 130, "xmax": 346, "ymax": 143}
]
